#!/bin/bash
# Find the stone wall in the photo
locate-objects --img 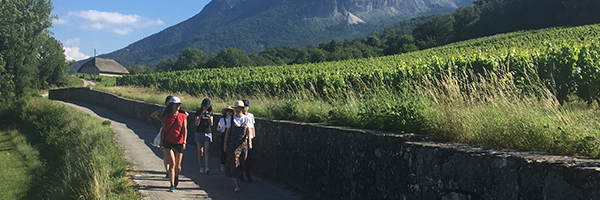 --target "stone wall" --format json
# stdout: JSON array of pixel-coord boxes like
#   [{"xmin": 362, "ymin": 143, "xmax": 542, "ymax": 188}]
[{"xmin": 50, "ymin": 87, "xmax": 600, "ymax": 200}]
